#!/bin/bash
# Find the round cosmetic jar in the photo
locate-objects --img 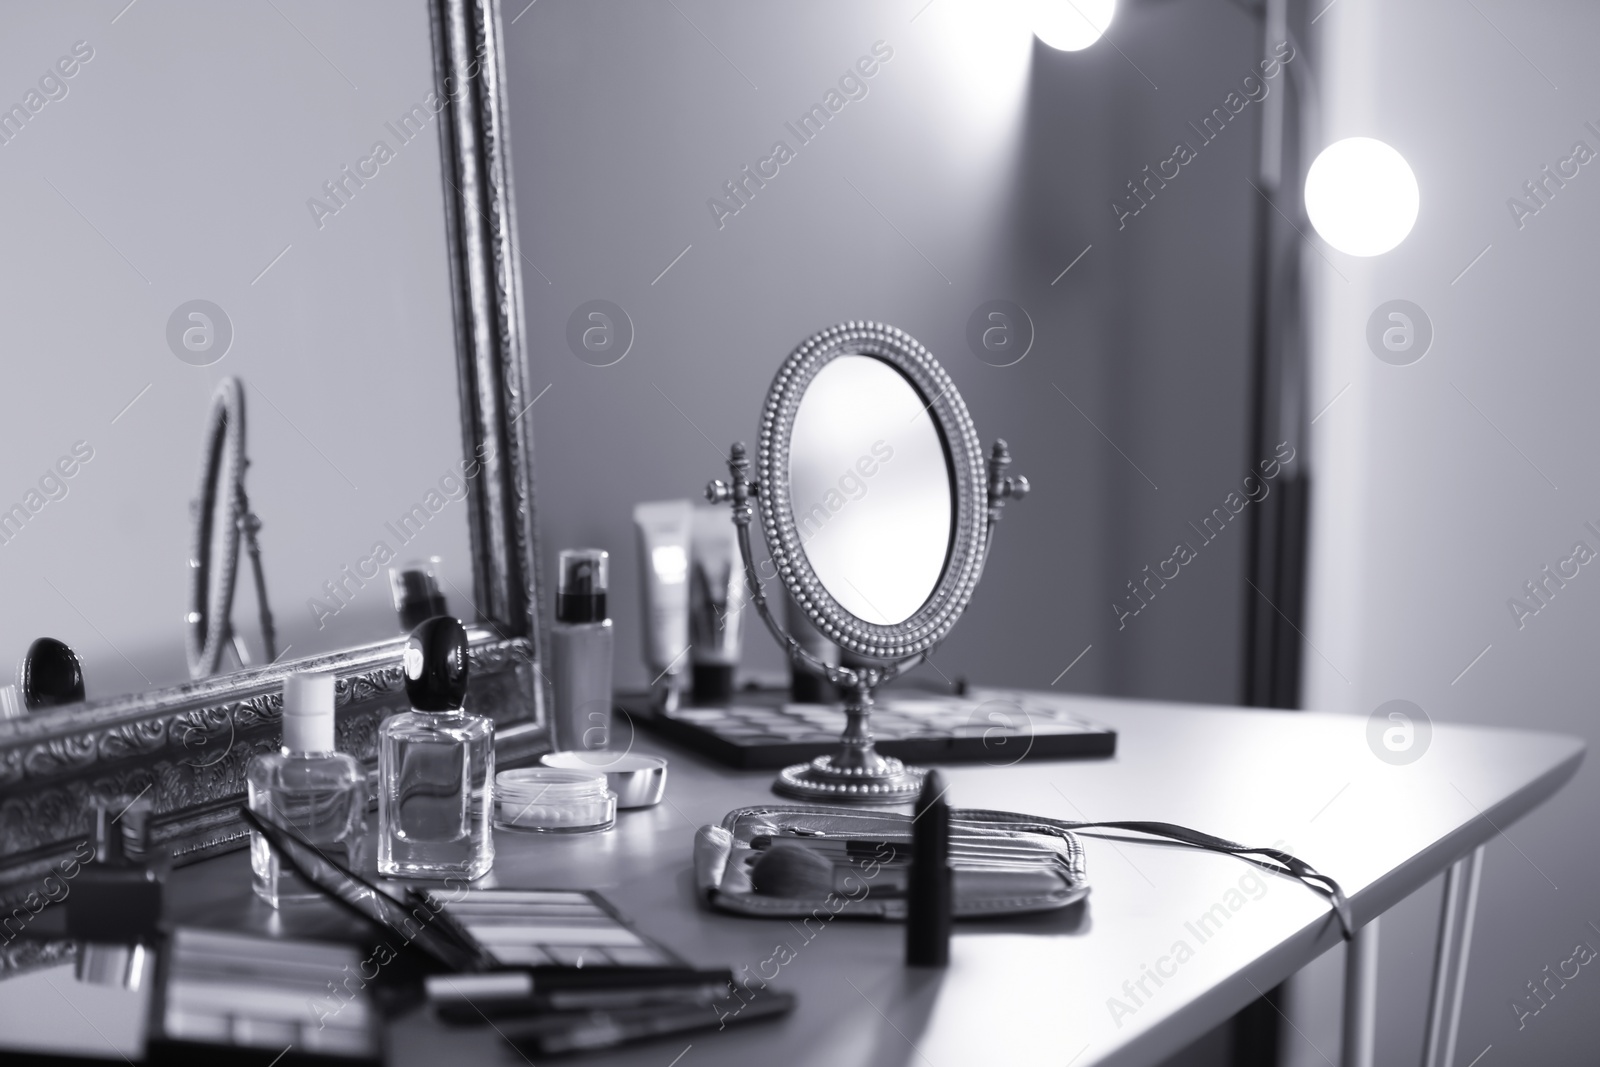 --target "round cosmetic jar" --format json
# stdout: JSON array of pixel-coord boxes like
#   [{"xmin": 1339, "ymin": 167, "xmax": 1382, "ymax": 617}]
[
  {"xmin": 540, "ymin": 751, "xmax": 668, "ymax": 810},
  {"xmin": 494, "ymin": 768, "xmax": 616, "ymax": 833}
]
